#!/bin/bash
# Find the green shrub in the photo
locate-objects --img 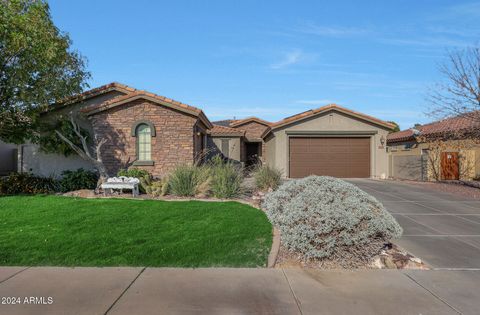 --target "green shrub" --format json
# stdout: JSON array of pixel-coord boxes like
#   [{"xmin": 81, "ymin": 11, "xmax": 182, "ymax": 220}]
[
  {"xmin": 263, "ymin": 176, "xmax": 403, "ymax": 267},
  {"xmin": 117, "ymin": 168, "xmax": 151, "ymax": 193},
  {"xmin": 60, "ymin": 168, "xmax": 98, "ymax": 192},
  {"xmin": 0, "ymin": 173, "xmax": 59, "ymax": 195},
  {"xmin": 253, "ymin": 164, "xmax": 282, "ymax": 191},
  {"xmin": 210, "ymin": 161, "xmax": 243, "ymax": 199},
  {"xmin": 117, "ymin": 168, "xmax": 150, "ymax": 179},
  {"xmin": 168, "ymin": 164, "xmax": 211, "ymax": 197}
]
